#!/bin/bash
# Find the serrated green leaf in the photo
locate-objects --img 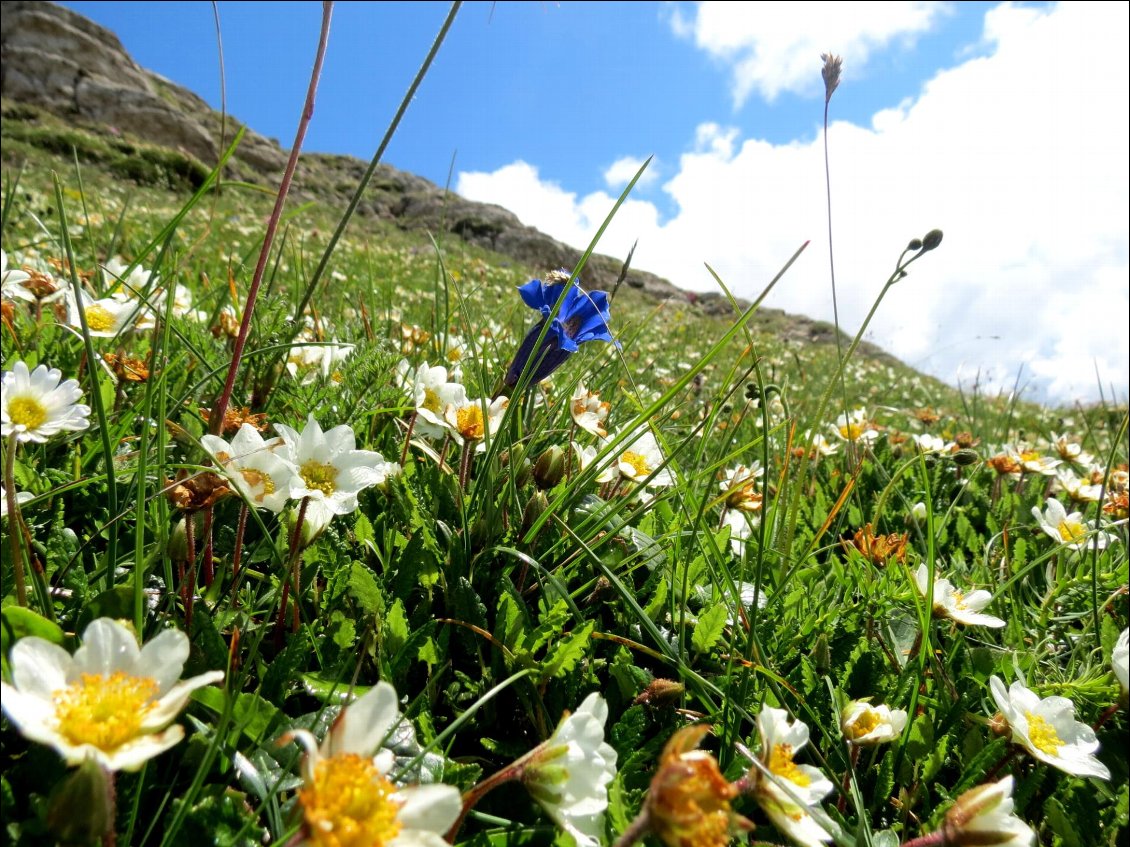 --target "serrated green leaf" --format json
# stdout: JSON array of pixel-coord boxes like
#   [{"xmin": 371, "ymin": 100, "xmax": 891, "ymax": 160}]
[
  {"xmin": 539, "ymin": 620, "xmax": 594, "ymax": 683},
  {"xmin": 347, "ymin": 560, "xmax": 384, "ymax": 618},
  {"xmin": 691, "ymin": 603, "xmax": 728, "ymax": 654}
]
